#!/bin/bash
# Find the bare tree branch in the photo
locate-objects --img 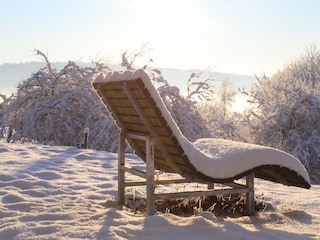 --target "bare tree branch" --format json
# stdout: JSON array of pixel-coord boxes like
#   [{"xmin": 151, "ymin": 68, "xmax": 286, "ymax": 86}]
[
  {"xmin": 187, "ymin": 67, "xmax": 215, "ymax": 100},
  {"xmin": 120, "ymin": 43, "xmax": 153, "ymax": 70}
]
